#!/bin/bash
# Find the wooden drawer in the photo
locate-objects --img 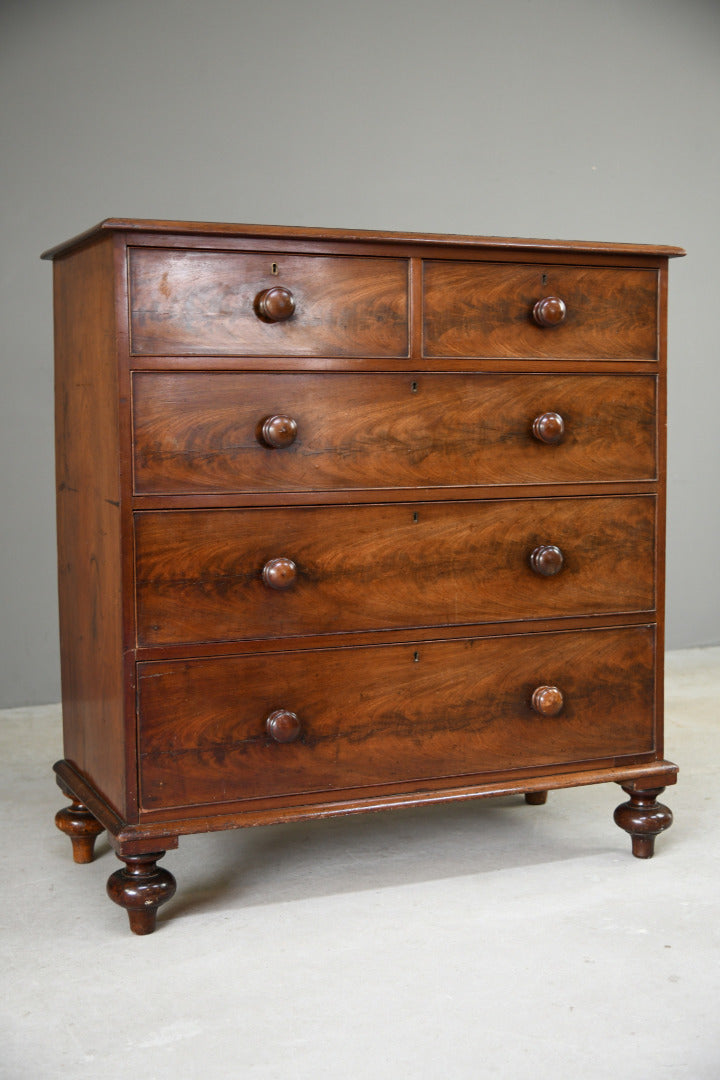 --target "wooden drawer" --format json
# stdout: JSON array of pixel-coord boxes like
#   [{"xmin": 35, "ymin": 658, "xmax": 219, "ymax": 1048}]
[
  {"xmin": 137, "ymin": 625, "xmax": 656, "ymax": 810},
  {"xmin": 423, "ymin": 261, "xmax": 658, "ymax": 360},
  {"xmin": 134, "ymin": 495, "xmax": 655, "ymax": 646},
  {"xmin": 132, "ymin": 371, "xmax": 657, "ymax": 495},
  {"xmin": 129, "ymin": 248, "xmax": 409, "ymax": 357}
]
